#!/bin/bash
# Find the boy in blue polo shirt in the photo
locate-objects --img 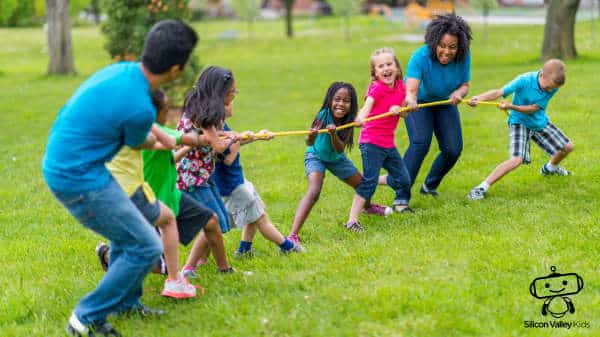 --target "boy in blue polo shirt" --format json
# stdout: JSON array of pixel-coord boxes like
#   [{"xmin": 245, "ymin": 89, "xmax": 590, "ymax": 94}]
[{"xmin": 467, "ymin": 59, "xmax": 574, "ymax": 200}]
